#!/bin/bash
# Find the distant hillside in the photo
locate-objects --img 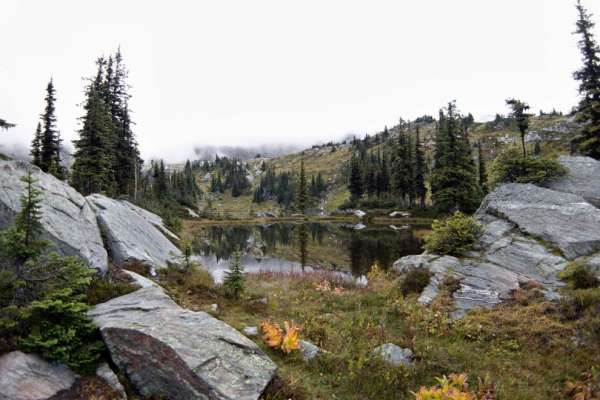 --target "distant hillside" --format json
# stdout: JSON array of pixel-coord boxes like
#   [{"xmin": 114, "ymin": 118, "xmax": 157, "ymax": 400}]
[{"xmin": 194, "ymin": 113, "xmax": 579, "ymax": 219}]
